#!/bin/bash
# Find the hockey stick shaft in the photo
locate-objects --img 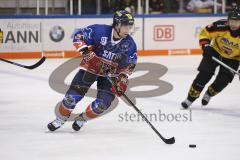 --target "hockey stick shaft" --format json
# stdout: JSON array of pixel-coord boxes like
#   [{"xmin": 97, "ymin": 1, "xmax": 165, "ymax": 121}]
[
  {"xmin": 122, "ymin": 93, "xmax": 175, "ymax": 144},
  {"xmin": 107, "ymin": 76, "xmax": 175, "ymax": 144},
  {"xmin": 212, "ymin": 57, "xmax": 240, "ymax": 76},
  {"xmin": 0, "ymin": 57, "xmax": 46, "ymax": 70}
]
